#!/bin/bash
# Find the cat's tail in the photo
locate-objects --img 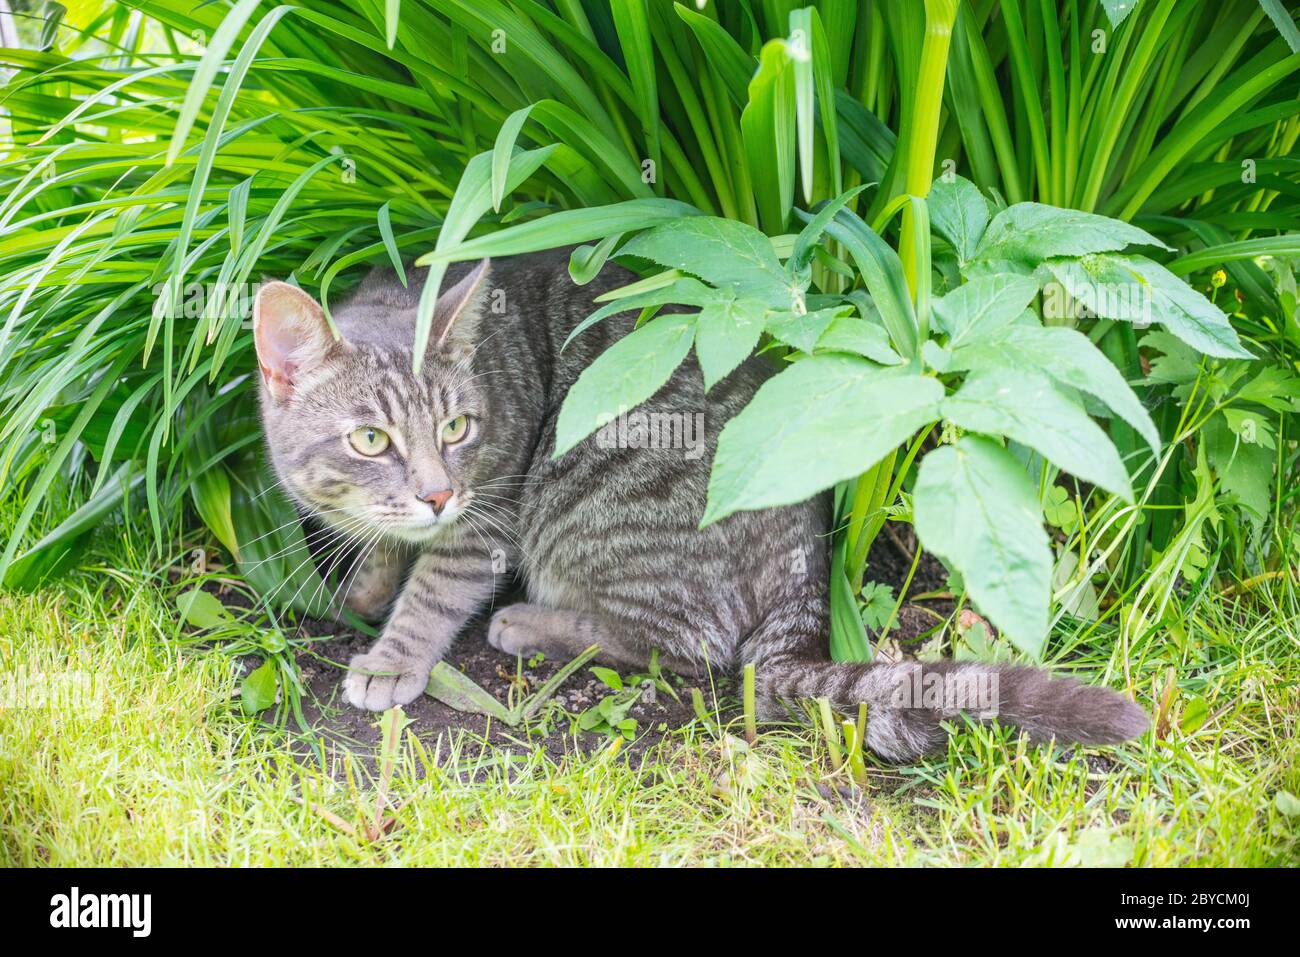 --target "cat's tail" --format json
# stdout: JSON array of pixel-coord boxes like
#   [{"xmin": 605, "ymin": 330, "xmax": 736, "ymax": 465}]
[{"xmin": 741, "ymin": 589, "xmax": 1148, "ymax": 762}]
